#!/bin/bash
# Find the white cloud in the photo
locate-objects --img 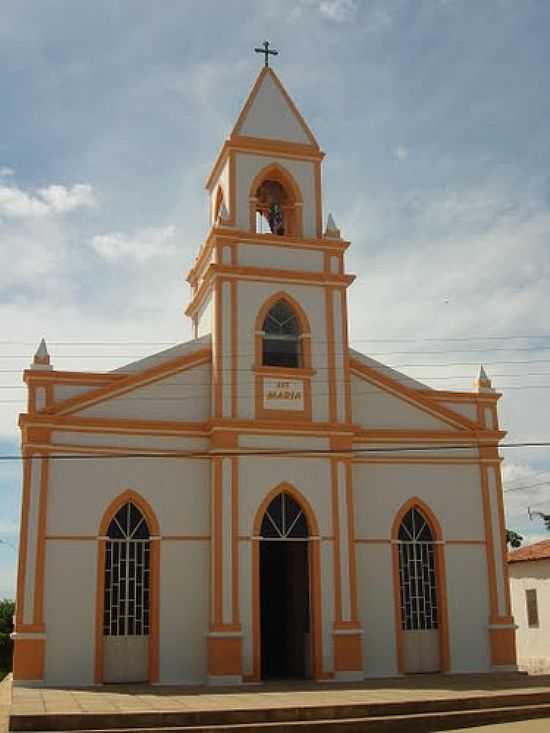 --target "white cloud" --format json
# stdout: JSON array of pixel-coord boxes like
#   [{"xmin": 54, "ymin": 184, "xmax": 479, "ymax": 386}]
[
  {"xmin": 90, "ymin": 225, "xmax": 177, "ymax": 262},
  {"xmin": 0, "ymin": 166, "xmax": 14, "ymax": 177},
  {"xmin": 0, "ymin": 179, "xmax": 96, "ymax": 219},
  {"xmin": 319, "ymin": 0, "xmax": 357, "ymax": 24},
  {"xmin": 394, "ymin": 145, "xmax": 408, "ymax": 161},
  {"xmin": 37, "ymin": 183, "xmax": 96, "ymax": 213}
]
